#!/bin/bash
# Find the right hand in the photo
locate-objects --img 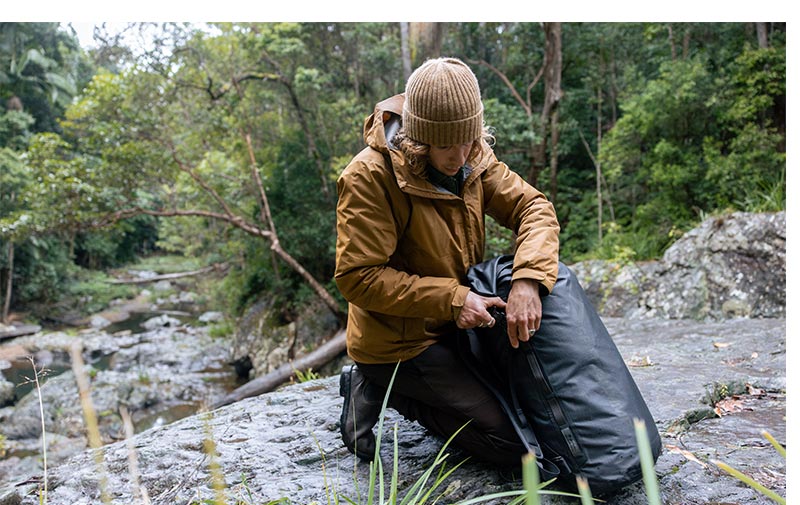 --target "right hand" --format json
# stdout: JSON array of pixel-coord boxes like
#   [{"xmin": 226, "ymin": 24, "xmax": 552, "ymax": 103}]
[{"xmin": 456, "ymin": 291, "xmax": 506, "ymax": 329}]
